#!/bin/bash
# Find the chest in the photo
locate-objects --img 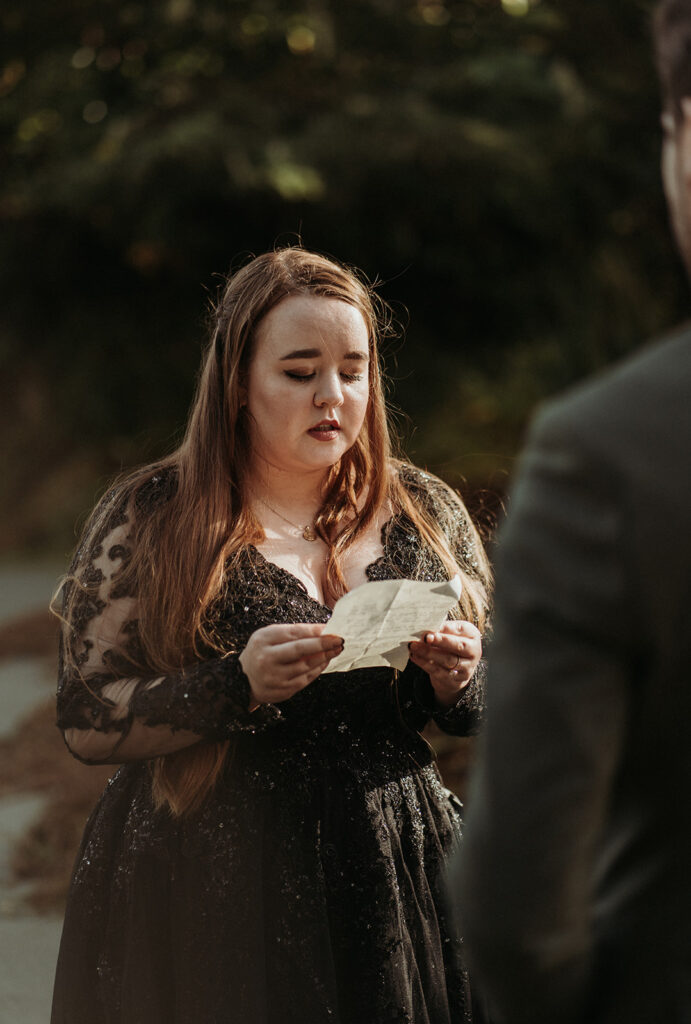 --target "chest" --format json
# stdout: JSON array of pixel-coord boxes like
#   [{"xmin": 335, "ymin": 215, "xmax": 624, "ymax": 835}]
[{"xmin": 253, "ymin": 515, "xmax": 389, "ymax": 607}]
